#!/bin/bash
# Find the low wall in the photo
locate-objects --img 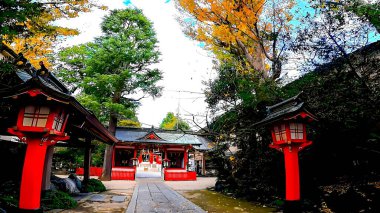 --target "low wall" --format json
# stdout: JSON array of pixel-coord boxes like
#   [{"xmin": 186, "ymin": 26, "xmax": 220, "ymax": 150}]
[
  {"xmin": 75, "ymin": 167, "xmax": 102, "ymax": 177},
  {"xmin": 76, "ymin": 167, "xmax": 135, "ymax": 180},
  {"xmin": 164, "ymin": 168, "xmax": 196, "ymax": 181},
  {"xmin": 111, "ymin": 167, "xmax": 135, "ymax": 180}
]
